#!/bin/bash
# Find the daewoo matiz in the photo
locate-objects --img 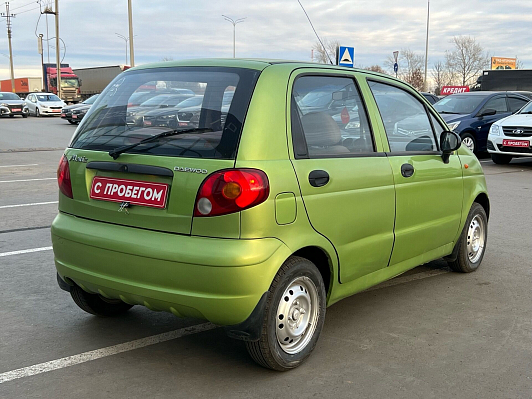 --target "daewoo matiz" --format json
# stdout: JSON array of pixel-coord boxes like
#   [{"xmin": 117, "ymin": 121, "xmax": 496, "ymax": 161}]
[{"xmin": 52, "ymin": 59, "xmax": 489, "ymax": 371}]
